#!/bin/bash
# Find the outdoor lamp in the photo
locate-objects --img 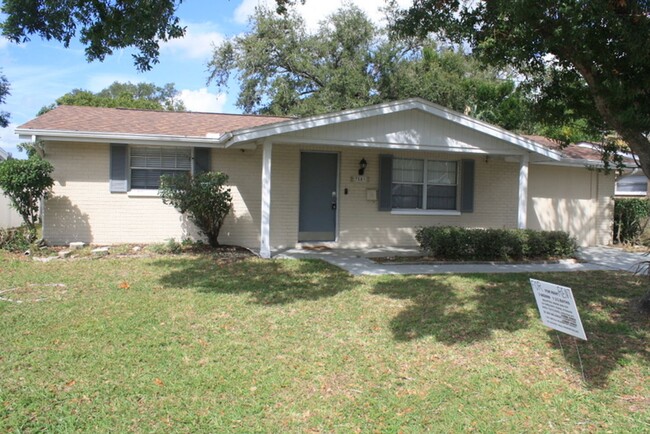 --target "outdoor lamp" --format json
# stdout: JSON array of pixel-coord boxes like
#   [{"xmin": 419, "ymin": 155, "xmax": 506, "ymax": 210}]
[{"xmin": 358, "ymin": 158, "xmax": 367, "ymax": 175}]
